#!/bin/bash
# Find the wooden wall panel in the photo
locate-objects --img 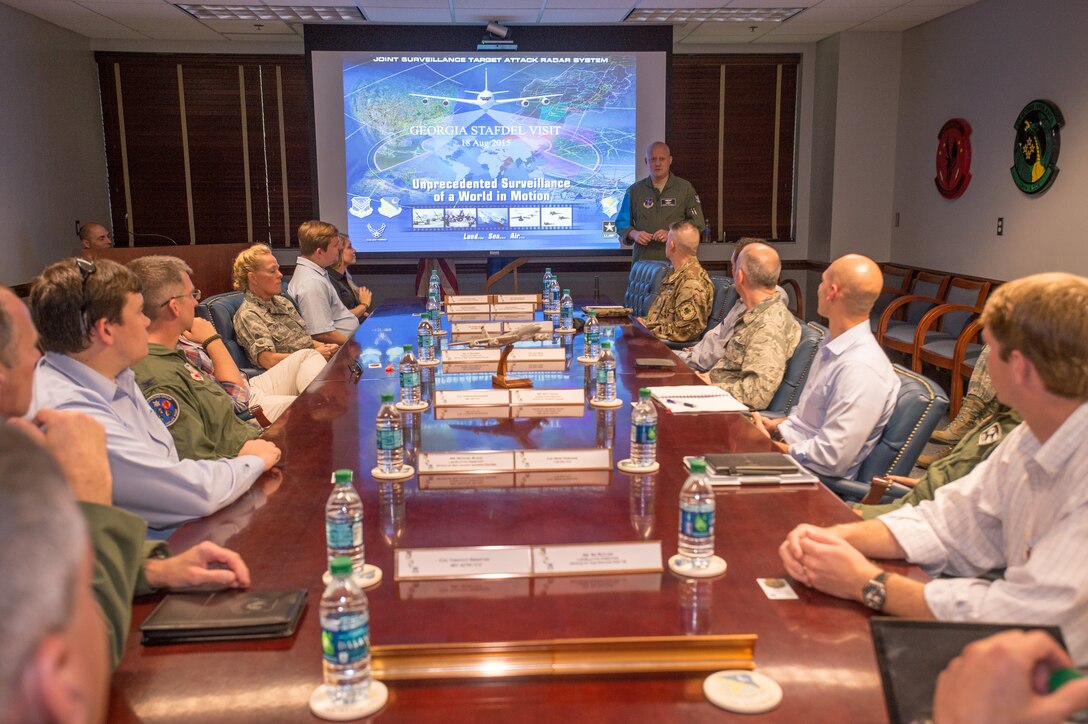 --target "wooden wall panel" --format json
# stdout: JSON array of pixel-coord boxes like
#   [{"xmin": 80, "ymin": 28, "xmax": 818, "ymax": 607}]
[{"xmin": 278, "ymin": 60, "xmax": 315, "ymax": 245}]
